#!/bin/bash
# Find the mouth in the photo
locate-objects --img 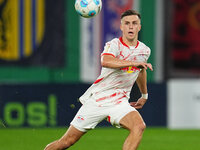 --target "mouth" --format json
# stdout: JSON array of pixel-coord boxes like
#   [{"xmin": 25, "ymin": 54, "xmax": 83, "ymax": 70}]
[{"xmin": 128, "ymin": 31, "xmax": 134, "ymax": 36}]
